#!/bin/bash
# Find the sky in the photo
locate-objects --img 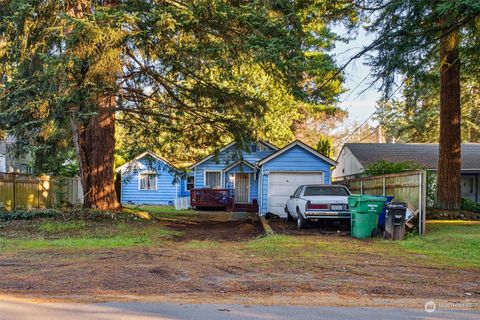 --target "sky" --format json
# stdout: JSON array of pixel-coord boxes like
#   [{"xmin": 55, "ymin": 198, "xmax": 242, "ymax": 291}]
[{"xmin": 331, "ymin": 27, "xmax": 380, "ymax": 123}]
